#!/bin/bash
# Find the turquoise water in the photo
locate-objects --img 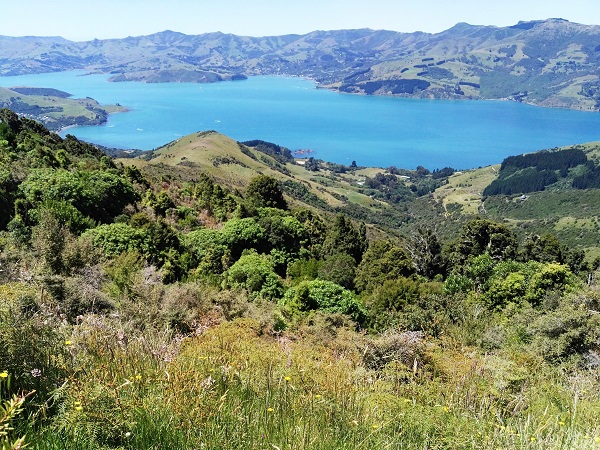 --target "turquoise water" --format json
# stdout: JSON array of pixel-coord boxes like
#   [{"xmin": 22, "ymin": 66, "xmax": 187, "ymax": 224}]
[{"xmin": 1, "ymin": 71, "xmax": 600, "ymax": 169}]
